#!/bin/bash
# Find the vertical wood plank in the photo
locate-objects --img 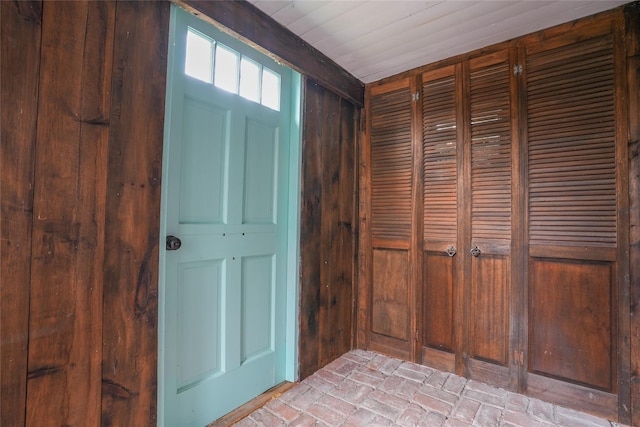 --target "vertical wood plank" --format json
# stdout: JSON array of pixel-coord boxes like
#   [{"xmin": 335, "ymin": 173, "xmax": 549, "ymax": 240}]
[
  {"xmin": 627, "ymin": 3, "xmax": 640, "ymax": 426},
  {"xmin": 319, "ymin": 89, "xmax": 342, "ymax": 366},
  {"xmin": 341, "ymin": 99, "xmax": 358, "ymax": 353},
  {"xmin": 0, "ymin": 2, "xmax": 41, "ymax": 425},
  {"xmin": 358, "ymin": 90, "xmax": 373, "ymax": 350},
  {"xmin": 298, "ymin": 80, "xmax": 324, "ymax": 379},
  {"xmin": 25, "ymin": 2, "xmax": 114, "ymax": 425},
  {"xmin": 101, "ymin": 2, "xmax": 169, "ymax": 425},
  {"xmin": 299, "ymin": 79, "xmax": 358, "ymax": 379},
  {"xmin": 318, "ymin": 87, "xmax": 337, "ymax": 367}
]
